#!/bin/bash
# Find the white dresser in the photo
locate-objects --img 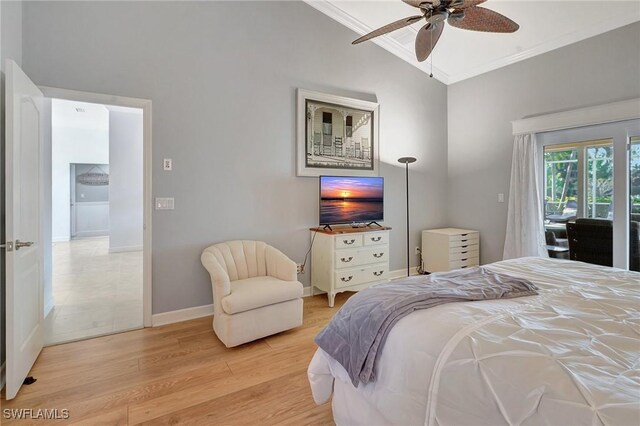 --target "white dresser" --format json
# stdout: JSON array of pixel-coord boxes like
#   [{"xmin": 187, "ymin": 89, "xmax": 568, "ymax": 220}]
[
  {"xmin": 310, "ymin": 227, "xmax": 390, "ymax": 307},
  {"xmin": 422, "ymin": 228, "xmax": 480, "ymax": 273}
]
